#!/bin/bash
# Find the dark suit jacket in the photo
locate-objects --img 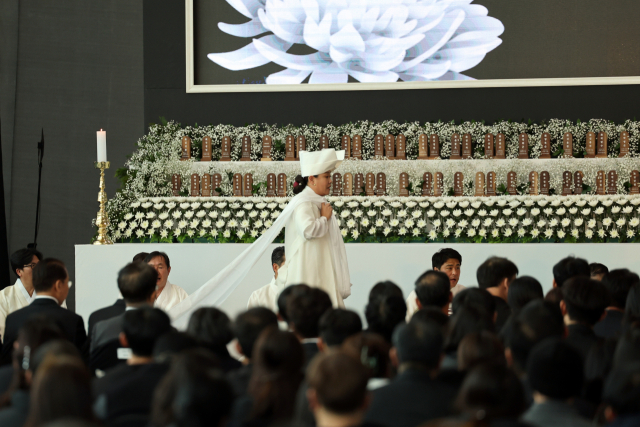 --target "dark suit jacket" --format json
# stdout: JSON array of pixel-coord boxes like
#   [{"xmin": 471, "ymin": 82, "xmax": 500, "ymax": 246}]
[
  {"xmin": 0, "ymin": 298, "xmax": 87, "ymax": 365},
  {"xmin": 494, "ymin": 296, "xmax": 512, "ymax": 333},
  {"xmin": 0, "ymin": 389, "xmax": 30, "ymax": 427},
  {"xmin": 90, "ymin": 313, "xmax": 126, "ymax": 373},
  {"xmin": 364, "ymin": 369, "xmax": 458, "ymax": 427},
  {"xmin": 227, "ymin": 363, "xmax": 252, "ymax": 397},
  {"xmin": 566, "ymin": 324, "xmax": 599, "ymax": 361},
  {"xmin": 521, "ymin": 399, "xmax": 592, "ymax": 427},
  {"xmin": 88, "ymin": 299, "xmax": 125, "ymax": 342},
  {"xmin": 594, "ymin": 309, "xmax": 624, "ymax": 339},
  {"xmin": 302, "ymin": 341, "xmax": 319, "ymax": 370}
]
